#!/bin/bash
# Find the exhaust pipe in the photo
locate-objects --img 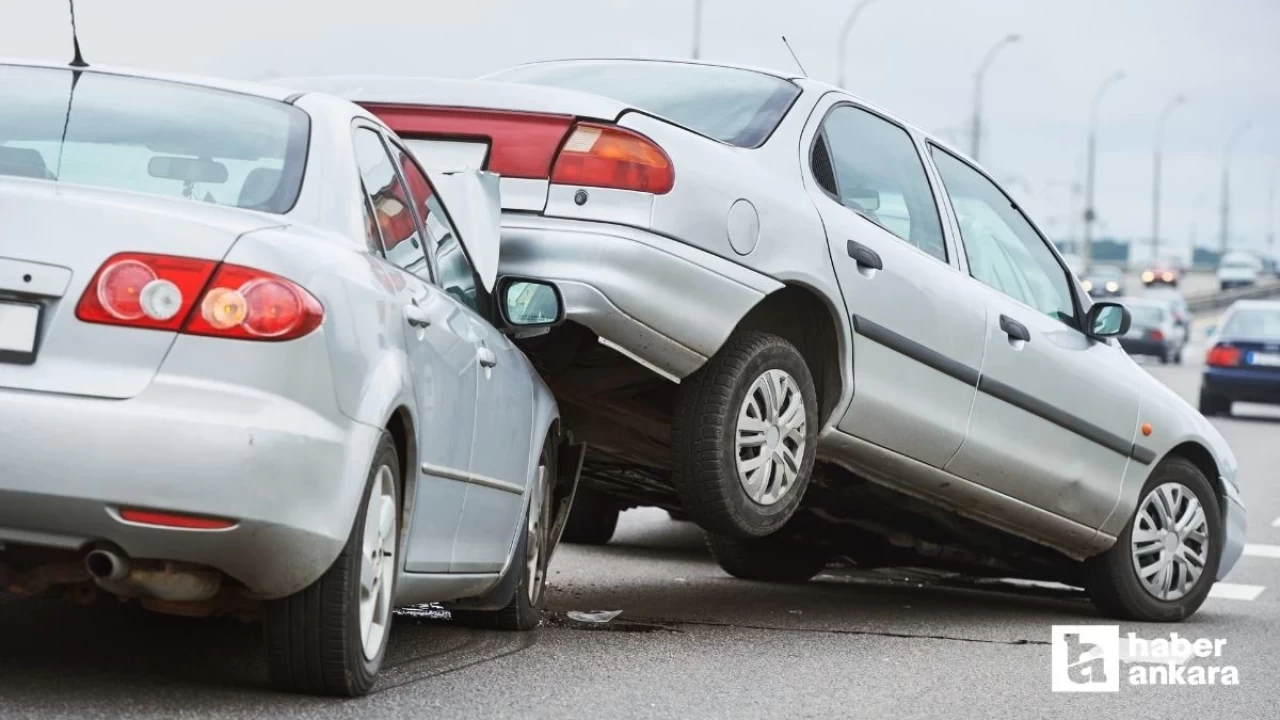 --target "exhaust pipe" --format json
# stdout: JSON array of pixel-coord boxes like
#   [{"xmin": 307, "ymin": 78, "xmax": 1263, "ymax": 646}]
[{"xmin": 84, "ymin": 548, "xmax": 221, "ymax": 602}]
